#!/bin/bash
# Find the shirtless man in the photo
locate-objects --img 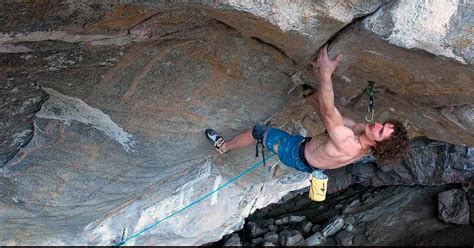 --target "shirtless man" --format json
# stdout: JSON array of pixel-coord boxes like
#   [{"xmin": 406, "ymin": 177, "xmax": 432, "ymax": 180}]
[{"xmin": 205, "ymin": 45, "xmax": 409, "ymax": 173}]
